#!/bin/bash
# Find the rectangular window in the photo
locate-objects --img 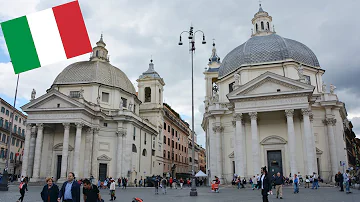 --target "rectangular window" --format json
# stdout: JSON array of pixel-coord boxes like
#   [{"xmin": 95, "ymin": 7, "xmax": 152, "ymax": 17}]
[
  {"xmin": 176, "ymin": 131, "xmax": 177, "ymax": 137},
  {"xmin": 14, "ymin": 125, "xmax": 17, "ymax": 133},
  {"xmin": 121, "ymin": 97, "xmax": 127, "ymax": 107},
  {"xmin": 12, "ymin": 137, "xmax": 15, "ymax": 145},
  {"xmin": 70, "ymin": 91, "xmax": 81, "ymax": 98},
  {"xmin": 5, "ymin": 120, "xmax": 8, "ymax": 129},
  {"xmin": 172, "ymin": 128, "xmax": 174, "ymax": 136},
  {"xmin": 5, "ymin": 110, "xmax": 9, "ymax": 116},
  {"xmin": 0, "ymin": 118, "xmax": 3, "ymax": 127},
  {"xmin": 172, "ymin": 140, "xmax": 174, "ymax": 148},
  {"xmin": 20, "ymin": 141, "xmax": 23, "ymax": 148},
  {"xmin": 2, "ymin": 134, "xmax": 5, "ymax": 143},
  {"xmin": 103, "ymin": 123, "xmax": 108, "ymax": 127},
  {"xmin": 144, "ymin": 133, "xmax": 146, "ymax": 145},
  {"xmin": 152, "ymin": 149, "xmax": 155, "ymax": 156},
  {"xmin": 16, "ymin": 139, "xmax": 19, "ymax": 147},
  {"xmin": 168, "ymin": 138, "xmax": 170, "ymax": 146},
  {"xmin": 229, "ymin": 82, "xmax": 234, "ymax": 93},
  {"xmin": 133, "ymin": 127, "xmax": 136, "ymax": 141},
  {"xmin": 133, "ymin": 104, "xmax": 136, "ymax": 113},
  {"xmin": 1, "ymin": 107, "xmax": 5, "ymax": 113},
  {"xmin": 19, "ymin": 118, "xmax": 21, "ymax": 123},
  {"xmin": 304, "ymin": 75, "xmax": 311, "ymax": 85},
  {"xmin": 15, "ymin": 115, "xmax": 18, "ymax": 121},
  {"xmin": 163, "ymin": 136, "xmax": 166, "ymax": 144},
  {"xmin": 101, "ymin": 92, "xmax": 109, "ymax": 102},
  {"xmin": 164, "ymin": 122, "xmax": 166, "ymax": 130}
]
